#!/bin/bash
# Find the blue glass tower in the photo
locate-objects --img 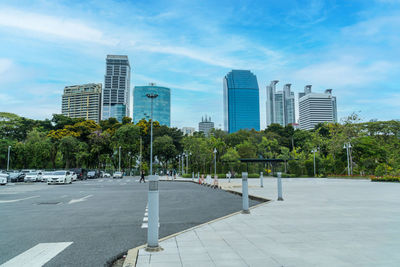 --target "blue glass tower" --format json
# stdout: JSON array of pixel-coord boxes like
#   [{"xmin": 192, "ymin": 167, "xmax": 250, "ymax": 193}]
[
  {"xmin": 223, "ymin": 70, "xmax": 260, "ymax": 133},
  {"xmin": 133, "ymin": 84, "xmax": 171, "ymax": 126}
]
